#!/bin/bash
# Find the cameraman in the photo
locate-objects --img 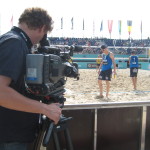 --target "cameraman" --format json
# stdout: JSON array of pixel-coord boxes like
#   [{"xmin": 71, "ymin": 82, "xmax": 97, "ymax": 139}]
[{"xmin": 0, "ymin": 7, "xmax": 62, "ymax": 150}]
